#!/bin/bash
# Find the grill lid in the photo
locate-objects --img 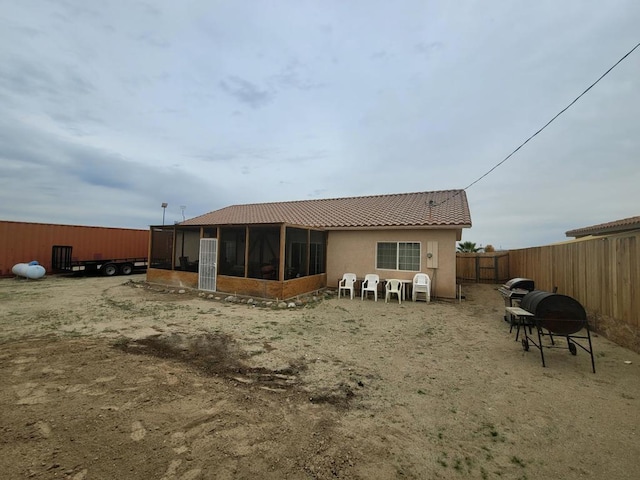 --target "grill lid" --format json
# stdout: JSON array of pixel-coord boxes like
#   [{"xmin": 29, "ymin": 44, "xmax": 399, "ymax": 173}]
[
  {"xmin": 520, "ymin": 290, "xmax": 587, "ymax": 335},
  {"xmin": 503, "ymin": 277, "xmax": 535, "ymax": 291}
]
